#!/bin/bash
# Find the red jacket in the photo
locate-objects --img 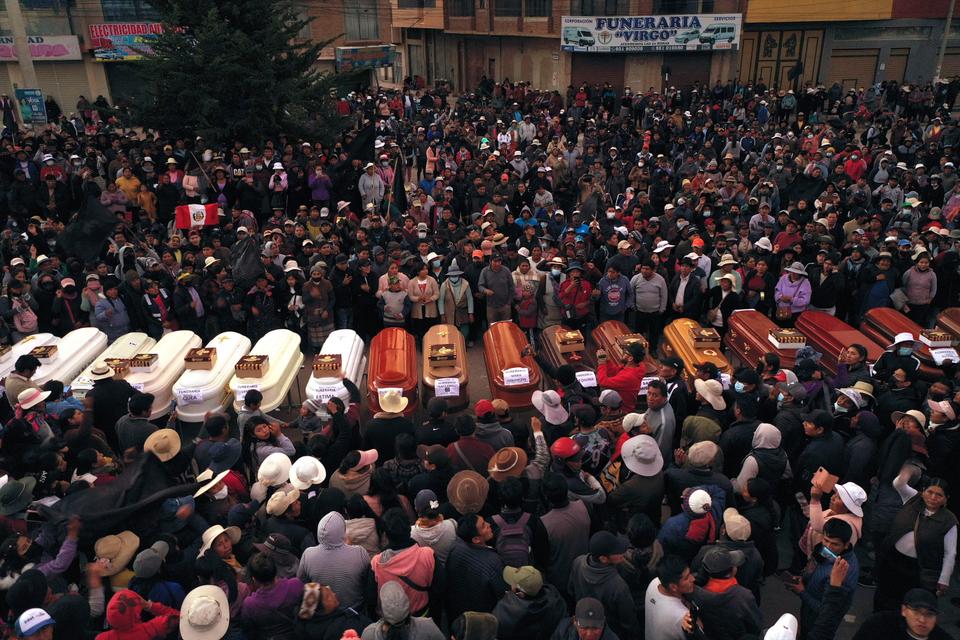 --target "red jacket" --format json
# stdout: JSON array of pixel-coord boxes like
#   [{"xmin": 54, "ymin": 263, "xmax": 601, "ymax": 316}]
[
  {"xmin": 597, "ymin": 360, "xmax": 646, "ymax": 412},
  {"xmin": 557, "ymin": 279, "xmax": 593, "ymax": 318},
  {"xmin": 96, "ymin": 590, "xmax": 179, "ymax": 640}
]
